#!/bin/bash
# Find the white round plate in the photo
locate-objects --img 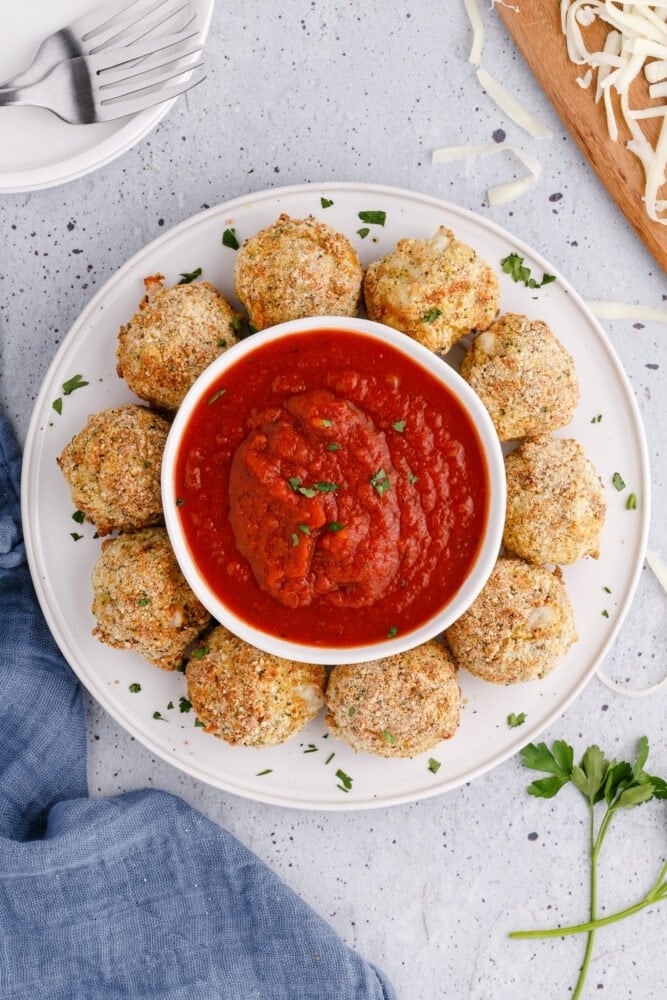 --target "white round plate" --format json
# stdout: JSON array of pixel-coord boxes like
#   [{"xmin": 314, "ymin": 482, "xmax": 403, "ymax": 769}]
[
  {"xmin": 22, "ymin": 182, "xmax": 650, "ymax": 810},
  {"xmin": 0, "ymin": 0, "xmax": 214, "ymax": 194}
]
